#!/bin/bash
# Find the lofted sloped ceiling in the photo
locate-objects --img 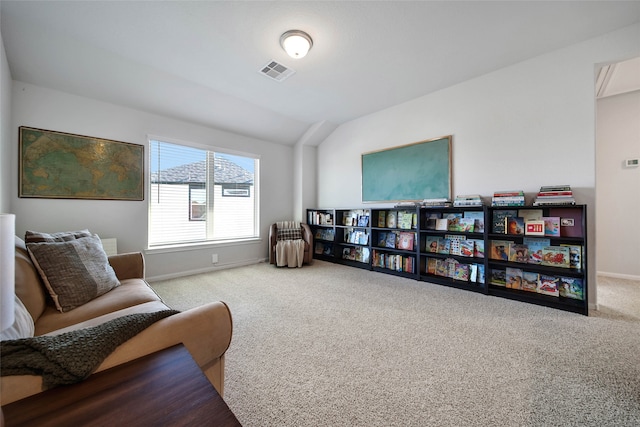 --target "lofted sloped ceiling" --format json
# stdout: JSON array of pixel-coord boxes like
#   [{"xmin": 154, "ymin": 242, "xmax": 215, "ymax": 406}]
[{"xmin": 1, "ymin": 1, "xmax": 639, "ymax": 146}]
